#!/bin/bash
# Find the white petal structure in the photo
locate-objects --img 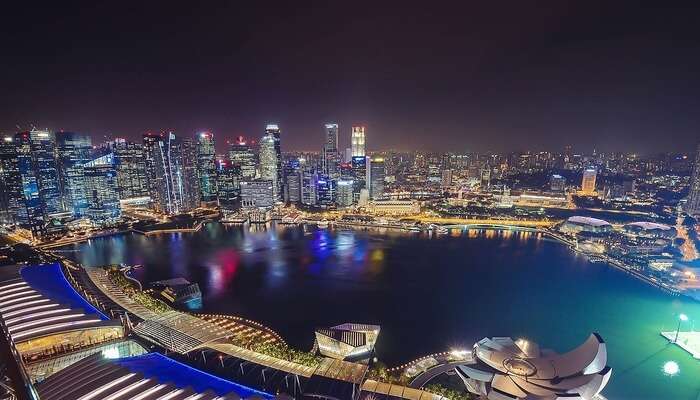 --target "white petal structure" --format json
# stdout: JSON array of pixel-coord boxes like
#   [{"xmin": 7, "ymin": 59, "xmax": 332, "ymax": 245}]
[{"xmin": 456, "ymin": 333, "xmax": 611, "ymax": 400}]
